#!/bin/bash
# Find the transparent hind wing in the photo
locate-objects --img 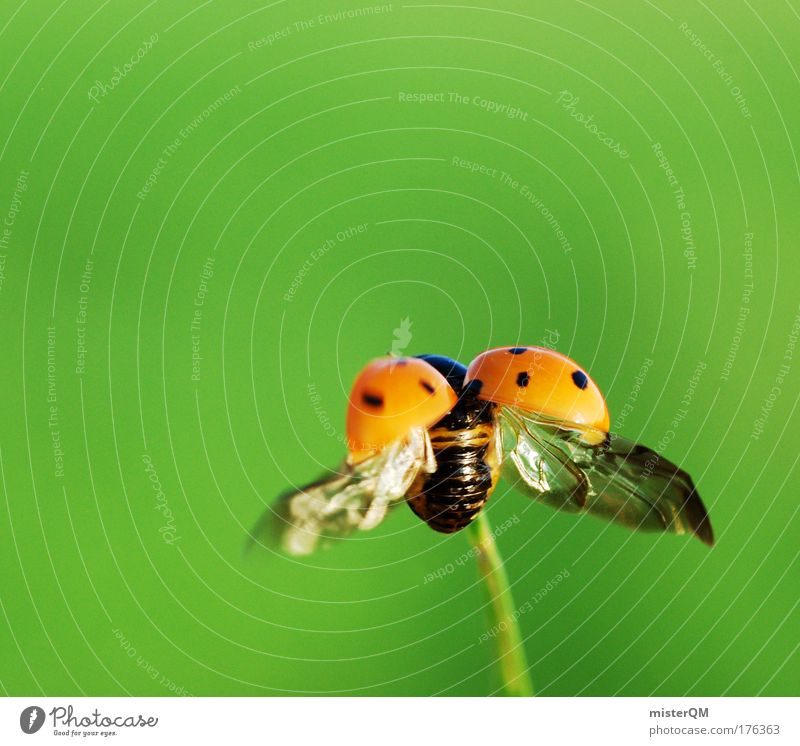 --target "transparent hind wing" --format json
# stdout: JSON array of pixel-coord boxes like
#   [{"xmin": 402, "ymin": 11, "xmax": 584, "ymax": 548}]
[
  {"xmin": 498, "ymin": 407, "xmax": 714, "ymax": 545},
  {"xmin": 250, "ymin": 427, "xmax": 435, "ymax": 556},
  {"xmin": 498, "ymin": 407, "xmax": 589, "ymax": 513}
]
